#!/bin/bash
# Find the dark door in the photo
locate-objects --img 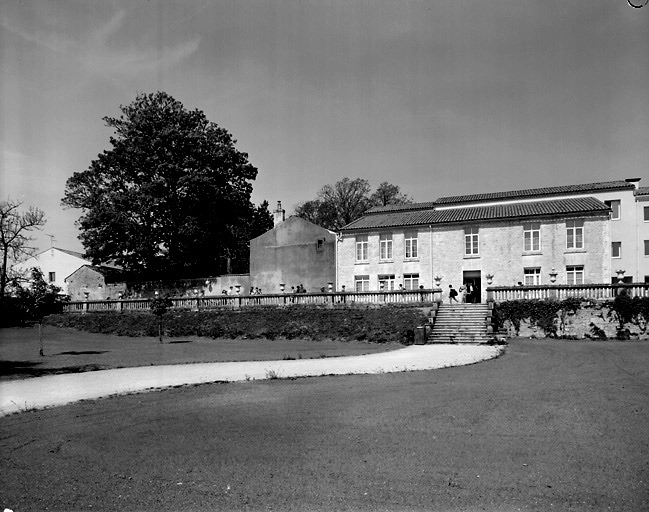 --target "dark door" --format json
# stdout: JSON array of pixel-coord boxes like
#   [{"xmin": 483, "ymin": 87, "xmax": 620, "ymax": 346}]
[{"xmin": 463, "ymin": 270, "xmax": 481, "ymax": 304}]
